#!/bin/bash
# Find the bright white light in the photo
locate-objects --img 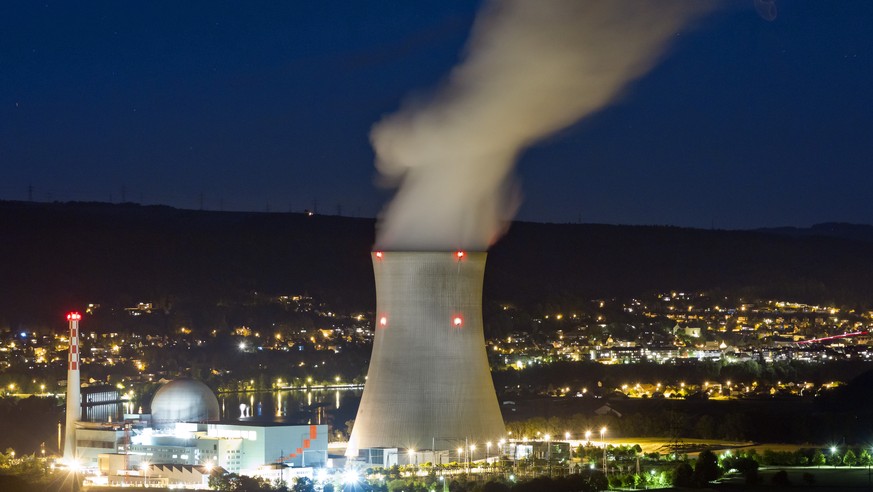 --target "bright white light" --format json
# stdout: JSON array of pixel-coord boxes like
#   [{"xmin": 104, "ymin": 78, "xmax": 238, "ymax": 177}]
[
  {"xmin": 342, "ymin": 469, "xmax": 359, "ymax": 484},
  {"xmin": 239, "ymin": 342, "xmax": 246, "ymax": 350},
  {"xmin": 315, "ymin": 469, "xmax": 328, "ymax": 482}
]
